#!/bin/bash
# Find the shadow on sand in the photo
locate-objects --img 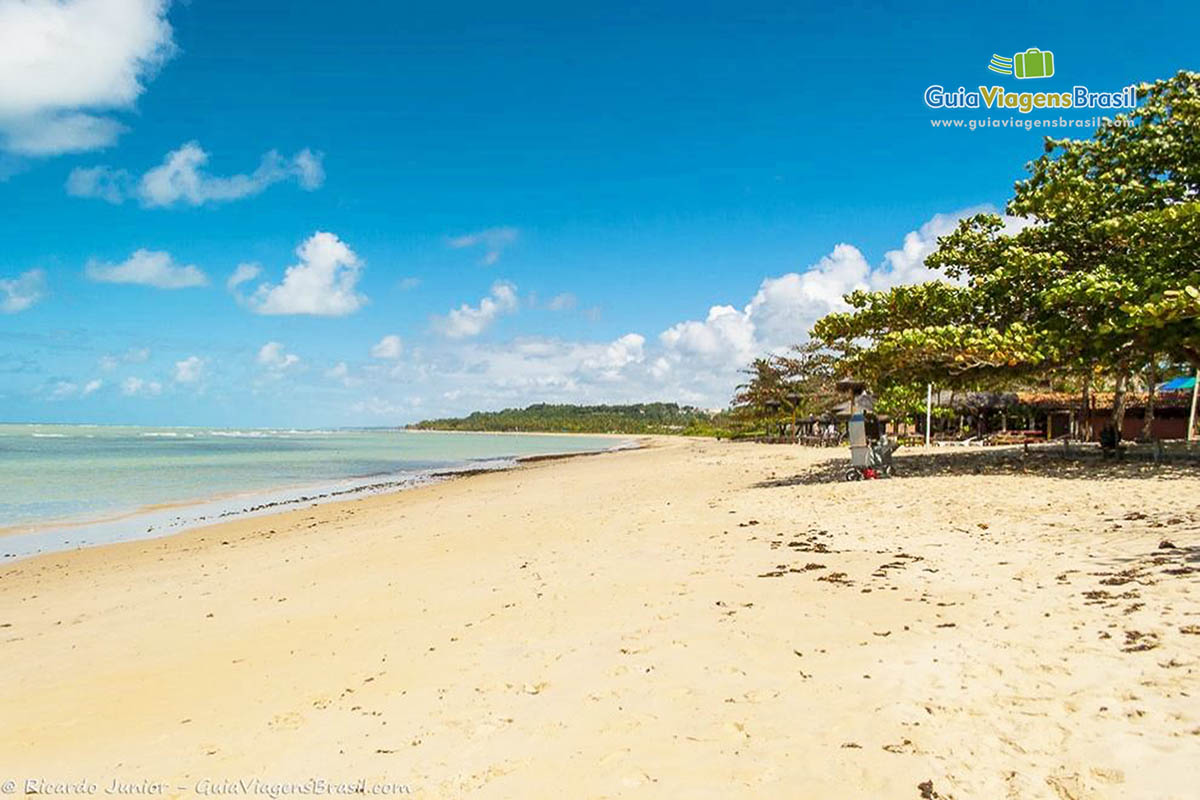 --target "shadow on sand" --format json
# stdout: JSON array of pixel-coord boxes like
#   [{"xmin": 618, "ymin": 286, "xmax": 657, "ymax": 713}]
[{"xmin": 755, "ymin": 446, "xmax": 1200, "ymax": 487}]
